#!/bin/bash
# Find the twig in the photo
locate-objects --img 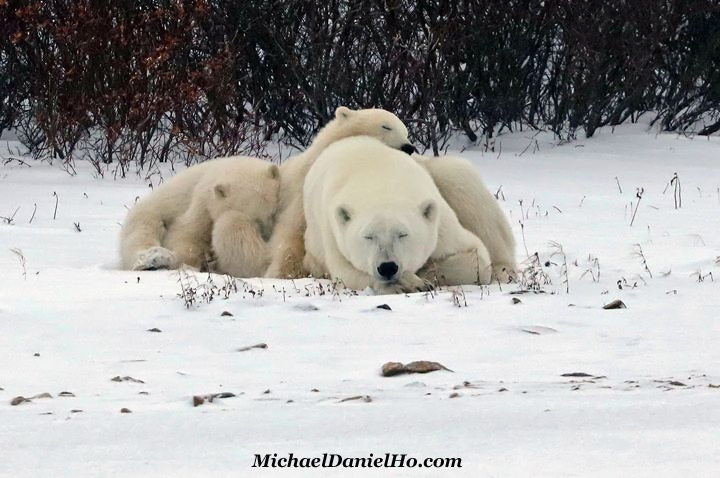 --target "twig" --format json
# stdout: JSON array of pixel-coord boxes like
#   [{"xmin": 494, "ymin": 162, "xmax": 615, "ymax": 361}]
[
  {"xmin": 29, "ymin": 203, "xmax": 37, "ymax": 224},
  {"xmin": 614, "ymin": 176, "xmax": 623, "ymax": 194},
  {"xmin": 450, "ymin": 286, "xmax": 468, "ymax": 307},
  {"xmin": 671, "ymin": 173, "xmax": 681, "ymax": 209},
  {"xmin": 519, "ymin": 221, "xmax": 529, "ymax": 258},
  {"xmin": 580, "ymin": 256, "xmax": 601, "ymax": 283},
  {"xmin": 549, "ymin": 241, "xmax": 569, "ymax": 293},
  {"xmin": 1, "ymin": 156, "xmax": 31, "ymax": 167},
  {"xmin": 10, "ymin": 248, "xmax": 27, "ymax": 280},
  {"xmin": 633, "ymin": 244, "xmax": 653, "ymax": 279},
  {"xmin": 663, "ymin": 172, "xmax": 681, "ymax": 209},
  {"xmin": 52, "ymin": 192, "xmax": 59, "ymax": 220},
  {"xmin": 630, "ymin": 188, "xmax": 644, "ymax": 226},
  {"xmin": 515, "ymin": 252, "xmax": 552, "ymax": 292},
  {"xmin": 1, "ymin": 207, "xmax": 20, "ymax": 225}
]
